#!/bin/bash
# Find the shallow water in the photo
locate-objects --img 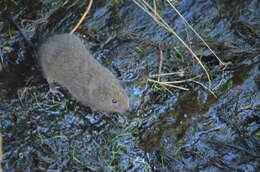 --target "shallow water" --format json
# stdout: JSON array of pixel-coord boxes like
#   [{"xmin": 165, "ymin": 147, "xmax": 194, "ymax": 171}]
[{"xmin": 0, "ymin": 0, "xmax": 259, "ymax": 171}]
